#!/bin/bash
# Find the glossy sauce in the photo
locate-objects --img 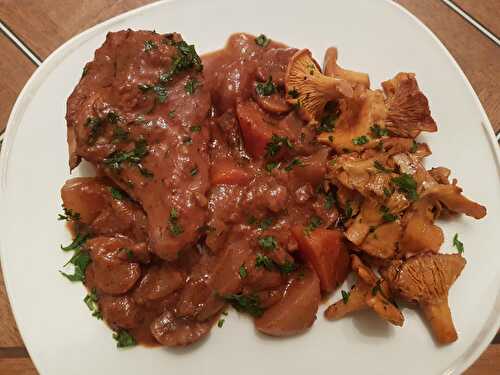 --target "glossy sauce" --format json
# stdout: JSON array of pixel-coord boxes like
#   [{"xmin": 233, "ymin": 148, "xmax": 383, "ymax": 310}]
[{"xmin": 63, "ymin": 32, "xmax": 341, "ymax": 347}]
